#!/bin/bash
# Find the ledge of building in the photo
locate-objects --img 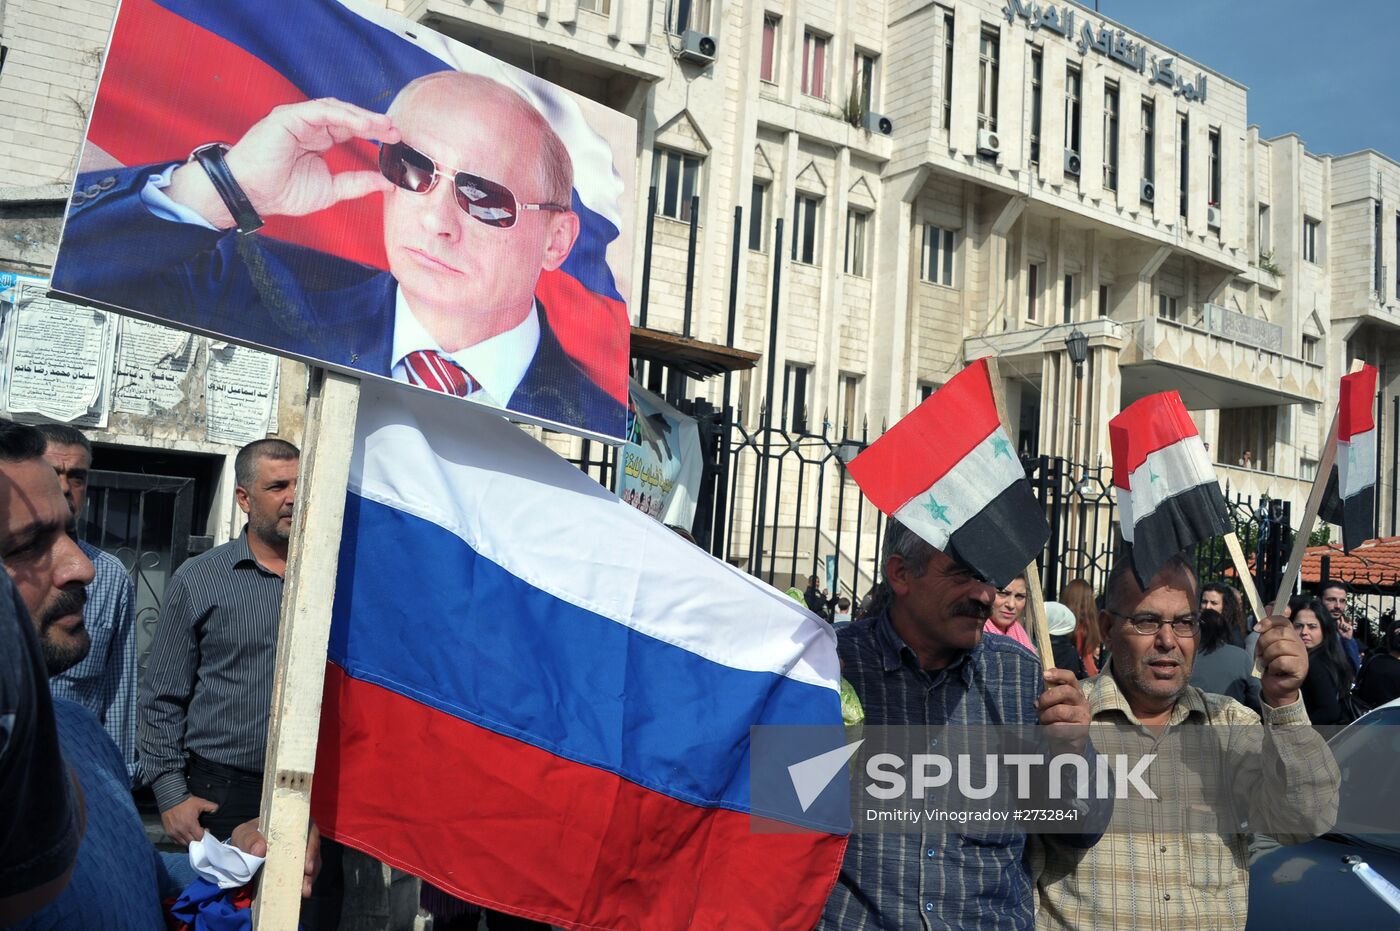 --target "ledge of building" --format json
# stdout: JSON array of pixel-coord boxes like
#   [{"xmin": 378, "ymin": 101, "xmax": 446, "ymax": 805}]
[
  {"xmin": 630, "ymin": 326, "xmax": 759, "ymax": 380},
  {"xmin": 0, "ymin": 183, "xmax": 70, "ymax": 204}
]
